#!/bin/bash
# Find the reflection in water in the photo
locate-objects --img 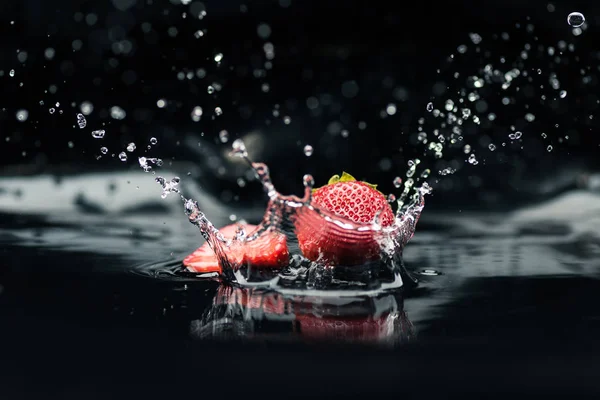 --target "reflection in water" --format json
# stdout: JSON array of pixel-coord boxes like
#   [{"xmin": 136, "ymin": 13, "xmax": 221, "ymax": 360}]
[{"xmin": 190, "ymin": 286, "xmax": 415, "ymax": 345}]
